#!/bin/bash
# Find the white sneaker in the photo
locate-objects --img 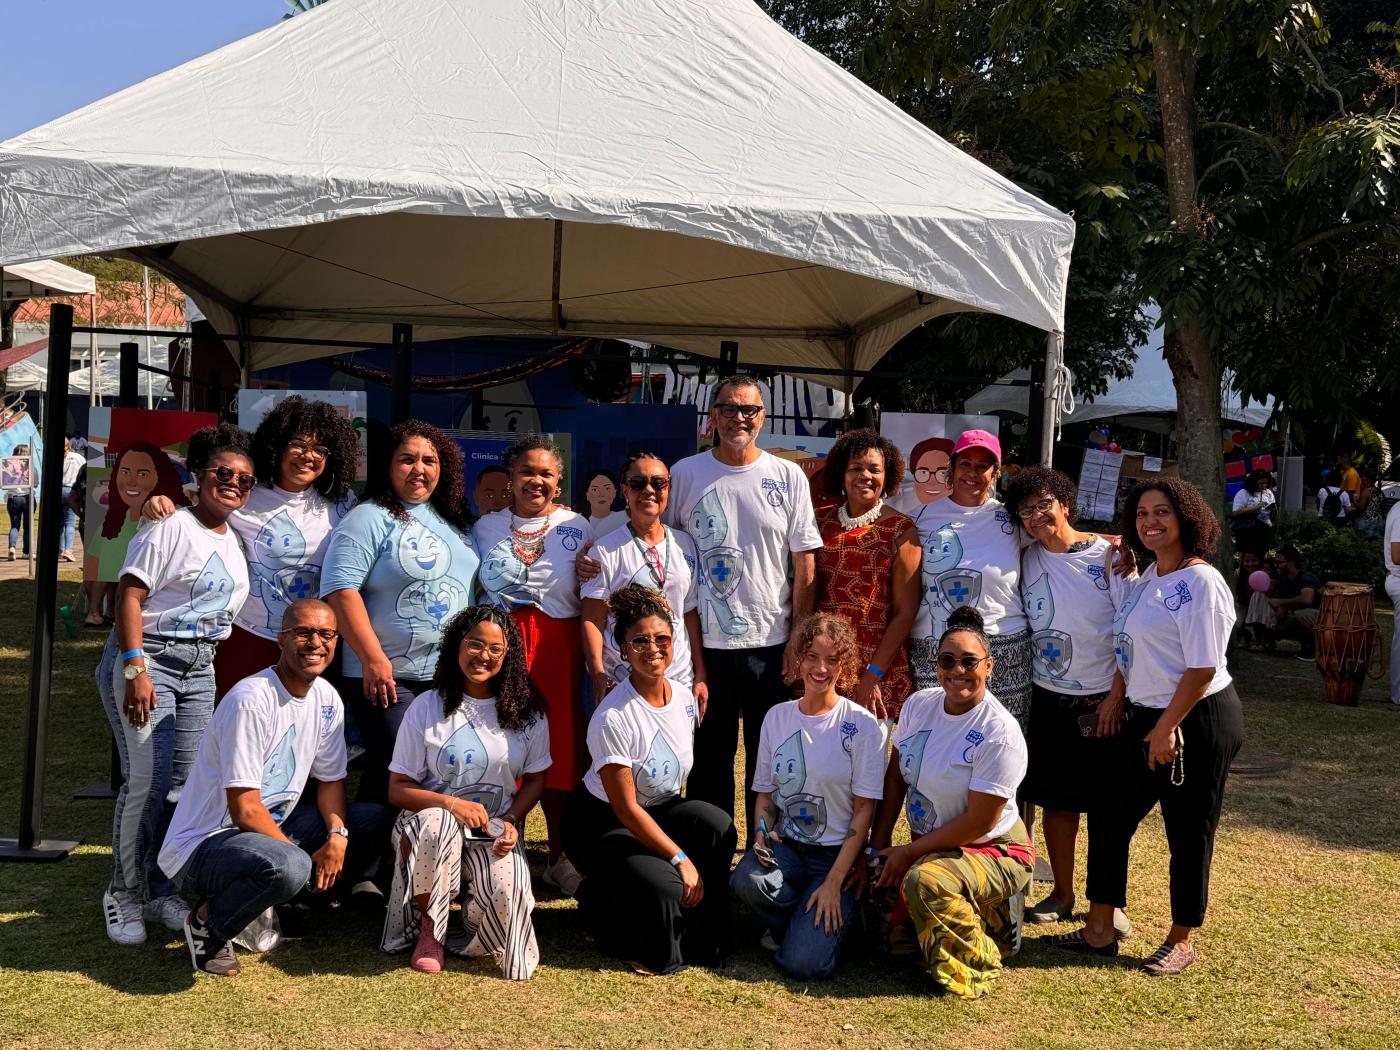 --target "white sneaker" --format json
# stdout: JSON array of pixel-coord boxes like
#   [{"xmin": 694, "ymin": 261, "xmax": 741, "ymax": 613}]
[
  {"xmin": 541, "ymin": 856, "xmax": 583, "ymax": 897},
  {"xmin": 145, "ymin": 894, "xmax": 190, "ymax": 932},
  {"xmin": 103, "ymin": 887, "xmax": 147, "ymax": 945}
]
